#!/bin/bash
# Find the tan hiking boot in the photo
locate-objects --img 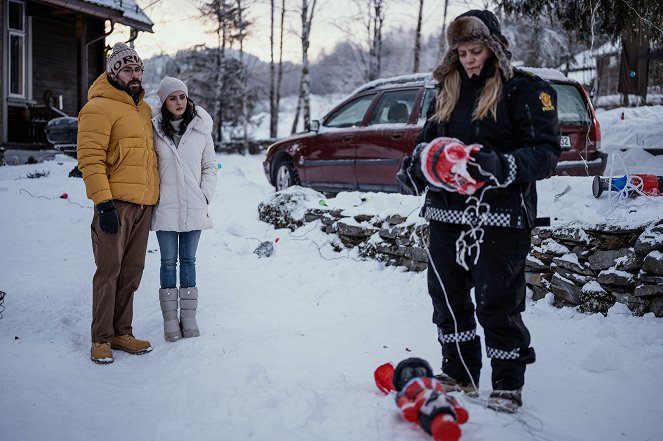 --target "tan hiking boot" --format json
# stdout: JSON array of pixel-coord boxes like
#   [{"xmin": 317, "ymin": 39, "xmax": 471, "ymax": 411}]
[
  {"xmin": 91, "ymin": 341, "xmax": 113, "ymax": 364},
  {"xmin": 110, "ymin": 335, "xmax": 153, "ymax": 355},
  {"xmin": 487, "ymin": 389, "xmax": 523, "ymax": 413},
  {"xmin": 434, "ymin": 372, "xmax": 478, "ymax": 395}
]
